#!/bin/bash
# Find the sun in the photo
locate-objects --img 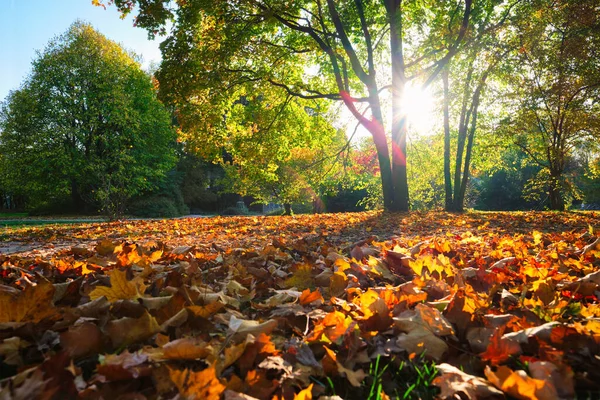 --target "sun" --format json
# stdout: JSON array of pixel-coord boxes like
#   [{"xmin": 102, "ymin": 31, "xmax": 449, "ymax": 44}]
[{"xmin": 401, "ymin": 82, "xmax": 437, "ymax": 136}]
